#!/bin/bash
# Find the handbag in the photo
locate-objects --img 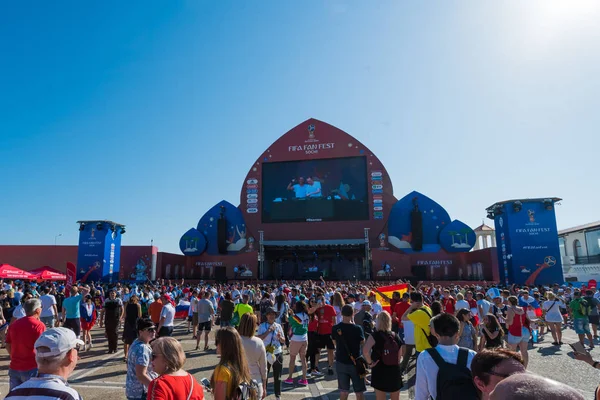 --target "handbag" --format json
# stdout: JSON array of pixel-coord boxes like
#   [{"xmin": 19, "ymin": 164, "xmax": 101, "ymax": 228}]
[
  {"xmin": 335, "ymin": 328, "xmax": 368, "ymax": 378},
  {"xmin": 231, "ymin": 305, "xmax": 240, "ymax": 326},
  {"xmin": 417, "ymin": 308, "xmax": 438, "ymax": 347},
  {"xmin": 186, "ymin": 373, "xmax": 194, "ymax": 400}
]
